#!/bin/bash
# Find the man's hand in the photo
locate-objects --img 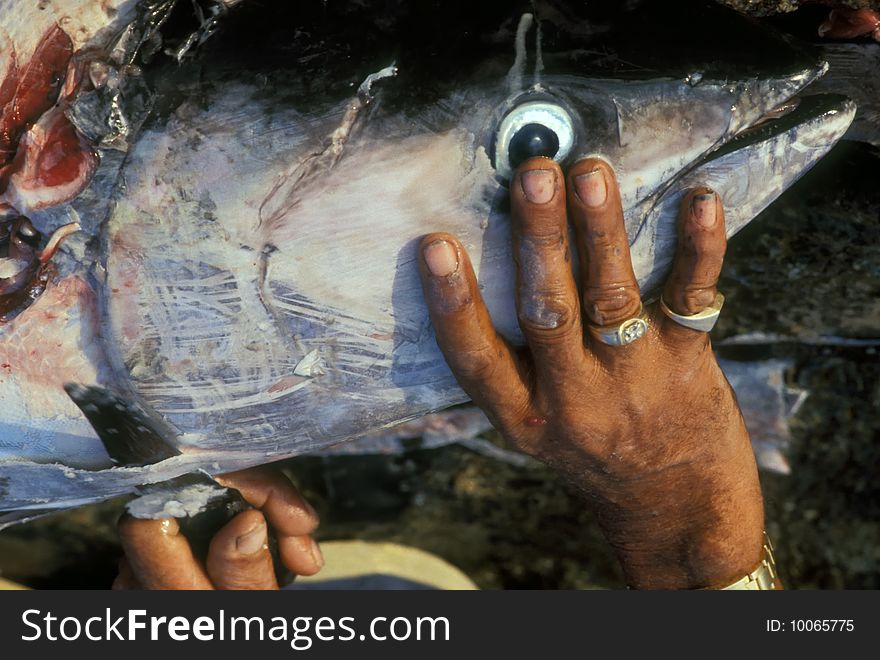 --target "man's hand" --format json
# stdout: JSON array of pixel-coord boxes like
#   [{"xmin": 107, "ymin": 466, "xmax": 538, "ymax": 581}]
[
  {"xmin": 113, "ymin": 468, "xmax": 323, "ymax": 590},
  {"xmin": 418, "ymin": 157, "xmax": 764, "ymax": 589}
]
